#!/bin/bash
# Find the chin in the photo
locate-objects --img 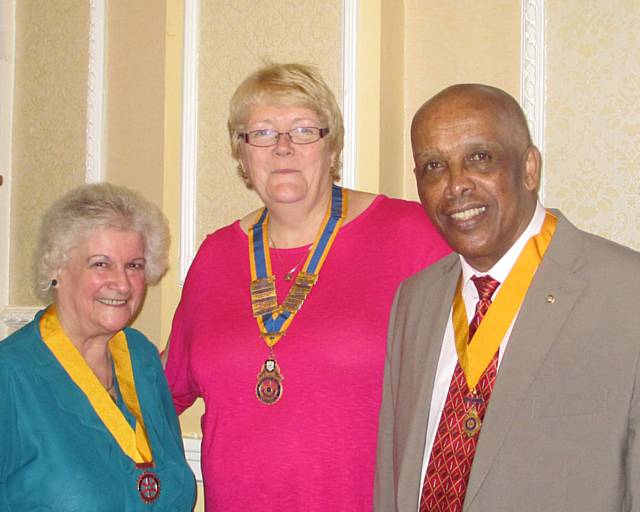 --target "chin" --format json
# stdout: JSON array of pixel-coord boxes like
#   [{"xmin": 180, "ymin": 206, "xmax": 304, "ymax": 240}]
[
  {"xmin": 98, "ymin": 313, "xmax": 135, "ymax": 334},
  {"xmin": 268, "ymin": 184, "xmax": 307, "ymax": 203}
]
